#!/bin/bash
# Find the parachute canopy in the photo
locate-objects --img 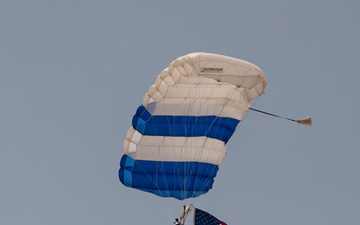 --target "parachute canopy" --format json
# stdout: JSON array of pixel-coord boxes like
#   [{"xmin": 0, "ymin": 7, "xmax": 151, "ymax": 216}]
[{"xmin": 119, "ymin": 52, "xmax": 267, "ymax": 200}]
